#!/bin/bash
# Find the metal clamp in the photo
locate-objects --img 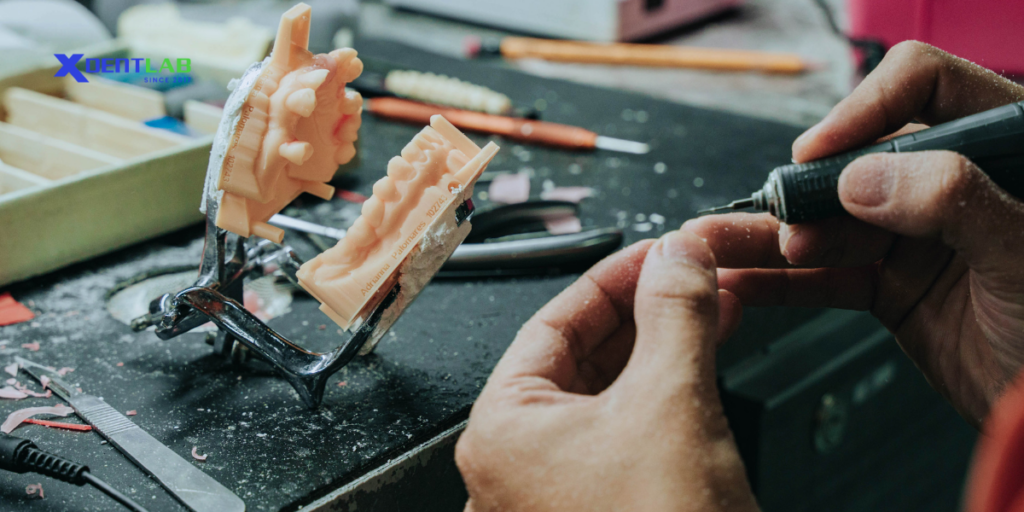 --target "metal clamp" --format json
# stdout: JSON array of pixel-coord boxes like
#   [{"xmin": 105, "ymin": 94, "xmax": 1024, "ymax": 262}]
[{"xmin": 130, "ymin": 187, "xmax": 407, "ymax": 408}]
